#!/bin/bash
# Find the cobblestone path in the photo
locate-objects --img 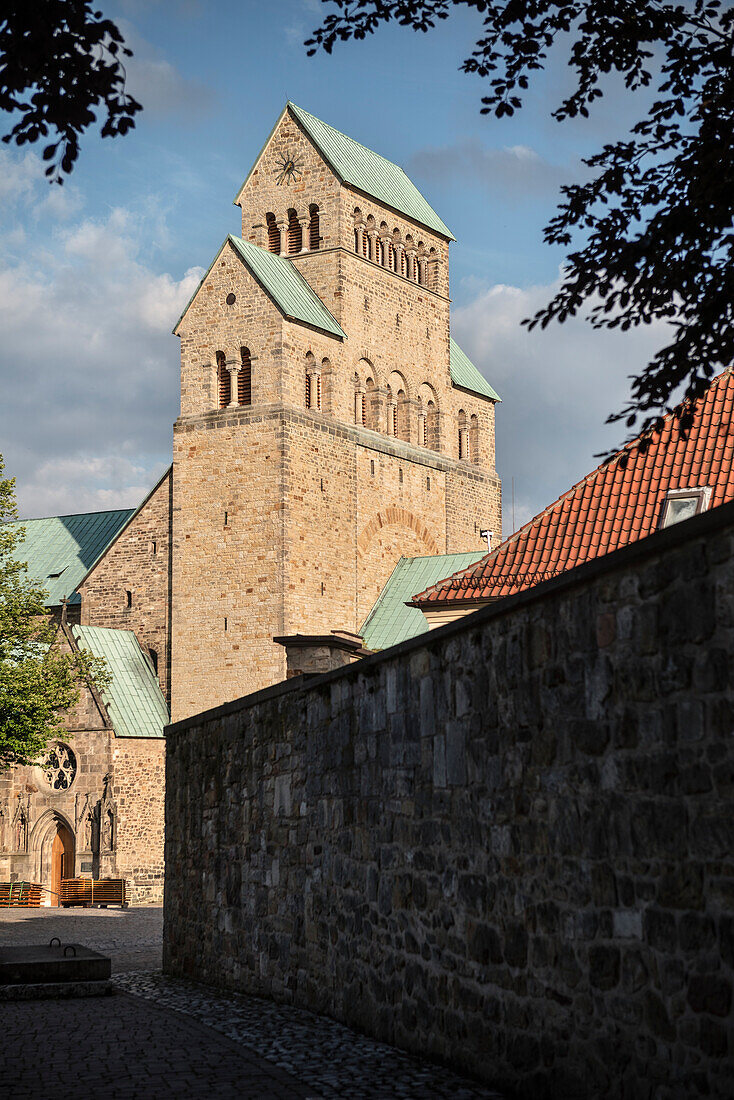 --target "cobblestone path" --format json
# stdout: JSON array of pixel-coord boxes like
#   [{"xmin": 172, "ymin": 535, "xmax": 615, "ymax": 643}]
[{"xmin": 0, "ymin": 908, "xmax": 504, "ymax": 1099}]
